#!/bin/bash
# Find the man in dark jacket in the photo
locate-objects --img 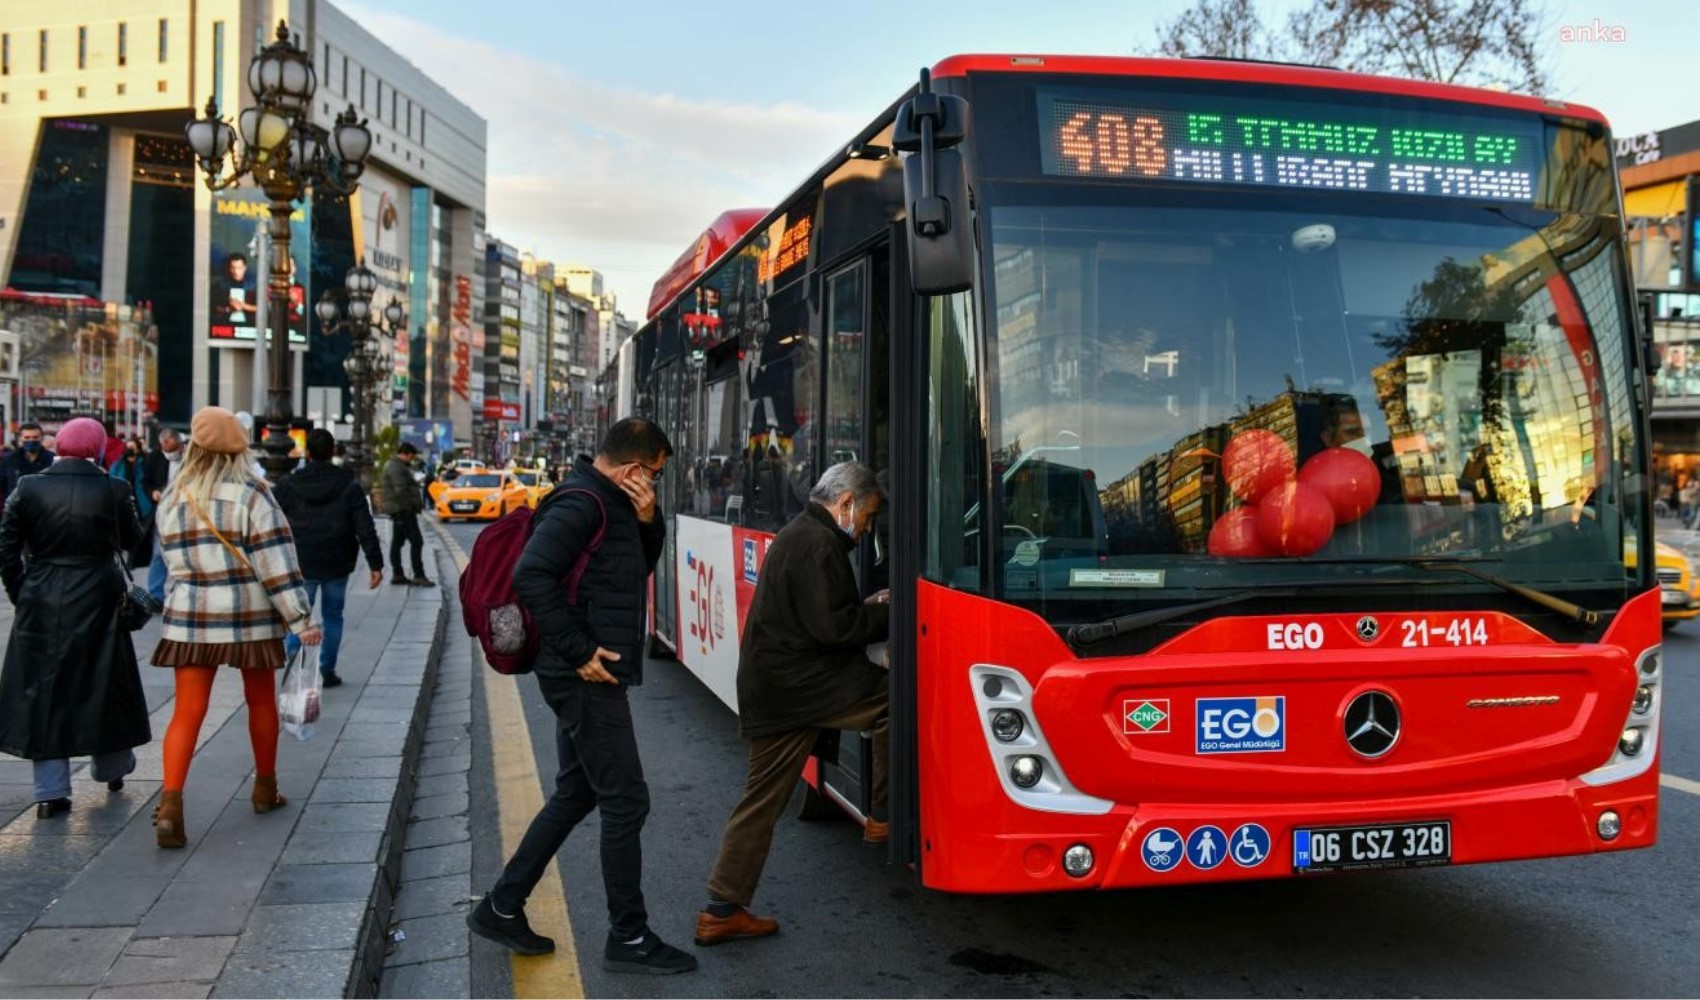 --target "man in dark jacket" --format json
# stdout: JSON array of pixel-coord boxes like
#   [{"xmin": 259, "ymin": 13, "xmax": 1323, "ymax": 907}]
[
  {"xmin": 0, "ymin": 423, "xmax": 55, "ymax": 513},
  {"xmin": 694, "ymin": 460, "xmax": 888, "ymax": 947},
  {"xmin": 379, "ymin": 442, "xmax": 433, "ymax": 586},
  {"xmin": 466, "ymin": 418, "xmax": 697, "ymax": 976},
  {"xmin": 273, "ymin": 429, "xmax": 384, "ymax": 688}
]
